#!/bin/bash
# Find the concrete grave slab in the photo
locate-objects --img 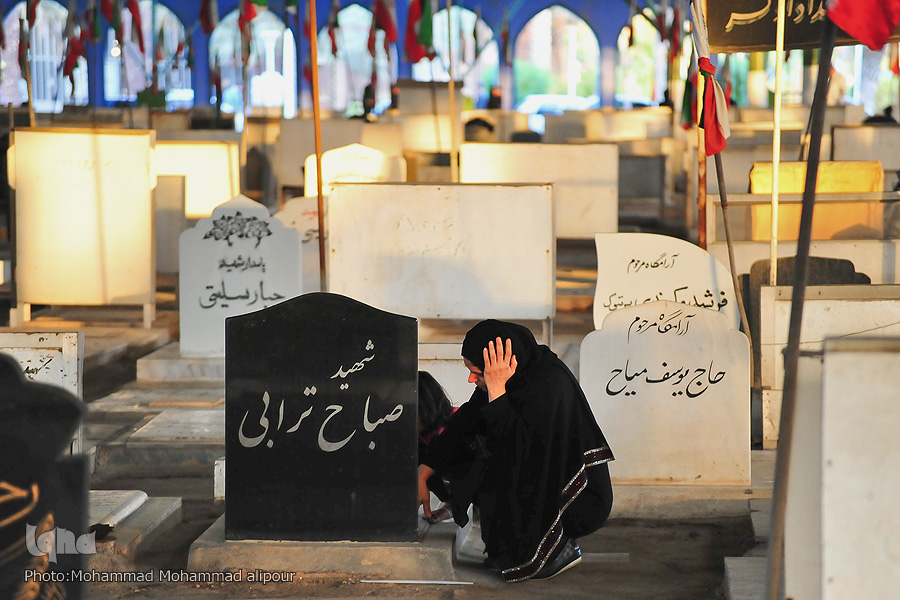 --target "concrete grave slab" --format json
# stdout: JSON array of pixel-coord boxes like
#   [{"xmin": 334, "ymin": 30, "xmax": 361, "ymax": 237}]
[
  {"xmin": 0, "ymin": 332, "xmax": 84, "ymax": 453},
  {"xmin": 593, "ymin": 233, "xmax": 738, "ymax": 330},
  {"xmin": 304, "ymin": 143, "xmax": 406, "ymax": 195},
  {"xmin": 459, "ymin": 142, "xmax": 618, "ymax": 239},
  {"xmin": 130, "ymin": 409, "xmax": 224, "ymax": 443},
  {"xmin": 273, "ymin": 196, "xmax": 323, "ymax": 293},
  {"xmin": 274, "ymin": 118, "xmax": 364, "ymax": 187},
  {"xmin": 155, "ymin": 140, "xmax": 240, "ymax": 219},
  {"xmin": 821, "ymin": 339, "xmax": 900, "ymax": 600},
  {"xmin": 326, "ymin": 182, "xmax": 554, "ymax": 321},
  {"xmin": 9, "ymin": 128, "xmax": 156, "ymax": 324},
  {"xmin": 580, "ymin": 300, "xmax": 750, "ymax": 485},
  {"xmin": 179, "ymin": 195, "xmax": 301, "ymax": 357},
  {"xmin": 89, "ymin": 490, "xmax": 148, "ymax": 527}
]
